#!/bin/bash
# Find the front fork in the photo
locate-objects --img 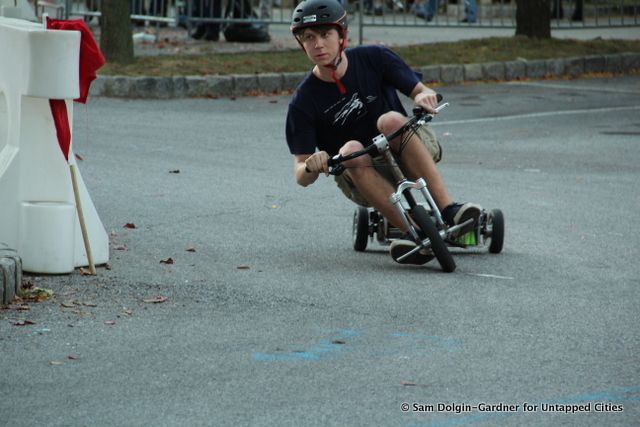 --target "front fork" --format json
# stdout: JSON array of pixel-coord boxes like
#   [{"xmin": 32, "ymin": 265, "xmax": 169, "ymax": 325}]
[
  {"xmin": 378, "ymin": 139, "xmax": 447, "ymax": 243},
  {"xmin": 389, "ymin": 178, "xmax": 446, "ymax": 241}
]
